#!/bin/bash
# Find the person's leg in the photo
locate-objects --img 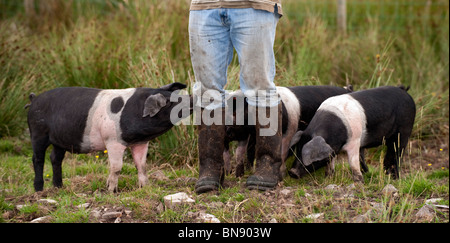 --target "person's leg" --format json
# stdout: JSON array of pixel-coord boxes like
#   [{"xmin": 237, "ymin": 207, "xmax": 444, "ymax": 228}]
[
  {"xmin": 229, "ymin": 8, "xmax": 283, "ymax": 190},
  {"xmin": 229, "ymin": 8, "xmax": 280, "ymax": 108},
  {"xmin": 190, "ymin": 9, "xmax": 234, "ymax": 110},
  {"xmin": 189, "ymin": 9, "xmax": 234, "ymax": 193}
]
